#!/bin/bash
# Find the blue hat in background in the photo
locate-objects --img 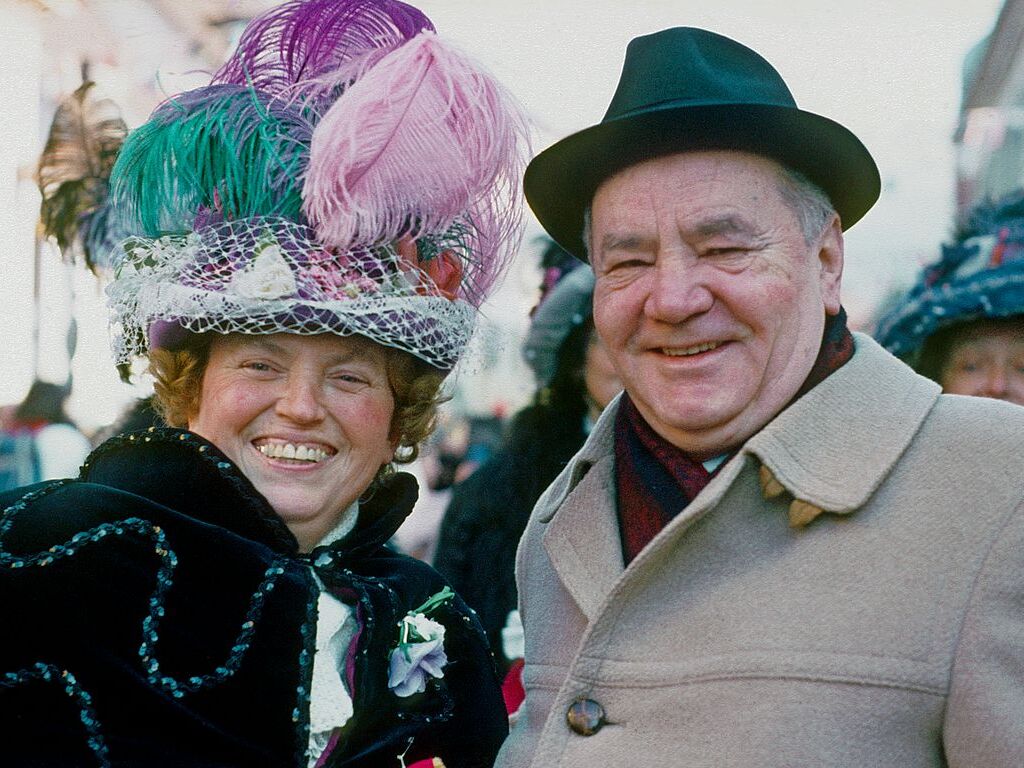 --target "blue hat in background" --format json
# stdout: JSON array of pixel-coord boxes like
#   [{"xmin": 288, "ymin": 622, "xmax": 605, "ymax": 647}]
[
  {"xmin": 522, "ymin": 243, "xmax": 595, "ymax": 387},
  {"xmin": 875, "ymin": 189, "xmax": 1024, "ymax": 358}
]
